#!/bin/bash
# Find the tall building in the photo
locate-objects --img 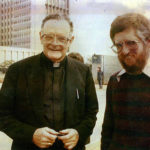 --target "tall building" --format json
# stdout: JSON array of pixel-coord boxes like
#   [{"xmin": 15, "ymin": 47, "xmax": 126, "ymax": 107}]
[
  {"xmin": 0, "ymin": 0, "xmax": 69, "ymax": 50},
  {"xmin": 0, "ymin": 0, "xmax": 32, "ymax": 48},
  {"xmin": 0, "ymin": 0, "xmax": 13, "ymax": 47},
  {"xmin": 45, "ymin": 0, "xmax": 69, "ymax": 15}
]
